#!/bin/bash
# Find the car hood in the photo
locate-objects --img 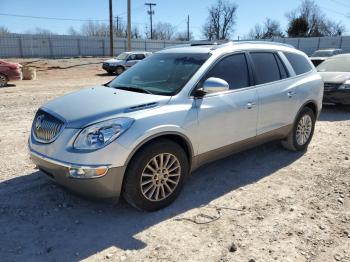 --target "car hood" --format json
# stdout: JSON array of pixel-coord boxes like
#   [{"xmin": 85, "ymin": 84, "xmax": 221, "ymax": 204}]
[
  {"xmin": 104, "ymin": 59, "xmax": 124, "ymax": 64},
  {"xmin": 41, "ymin": 86, "xmax": 171, "ymax": 128},
  {"xmin": 318, "ymin": 72, "xmax": 350, "ymax": 83}
]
